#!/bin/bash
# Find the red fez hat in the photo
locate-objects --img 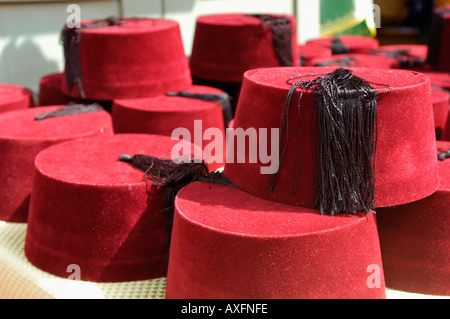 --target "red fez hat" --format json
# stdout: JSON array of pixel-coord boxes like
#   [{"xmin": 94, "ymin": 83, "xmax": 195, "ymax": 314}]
[
  {"xmin": 165, "ymin": 181, "xmax": 386, "ymax": 299},
  {"xmin": 224, "ymin": 67, "xmax": 438, "ymax": 215},
  {"xmin": 190, "ymin": 13, "xmax": 300, "ymax": 83},
  {"xmin": 427, "ymin": 5, "xmax": 450, "ymax": 72},
  {"xmin": 25, "ymin": 134, "xmax": 201, "ymax": 282},
  {"xmin": 423, "ymin": 71, "xmax": 450, "ymax": 92},
  {"xmin": 305, "ymin": 35, "xmax": 379, "ymax": 55},
  {"xmin": 376, "ymin": 141, "xmax": 450, "ymax": 296},
  {"xmin": 112, "ymin": 85, "xmax": 229, "ymax": 172},
  {"xmin": 38, "ymin": 73, "xmax": 73, "ymax": 106},
  {"xmin": 0, "ymin": 84, "xmax": 35, "ymax": 114},
  {"xmin": 0, "ymin": 104, "xmax": 113, "ymax": 222},
  {"xmin": 61, "ymin": 18, "xmax": 191, "ymax": 100},
  {"xmin": 297, "ymin": 44, "xmax": 332, "ymax": 66}
]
